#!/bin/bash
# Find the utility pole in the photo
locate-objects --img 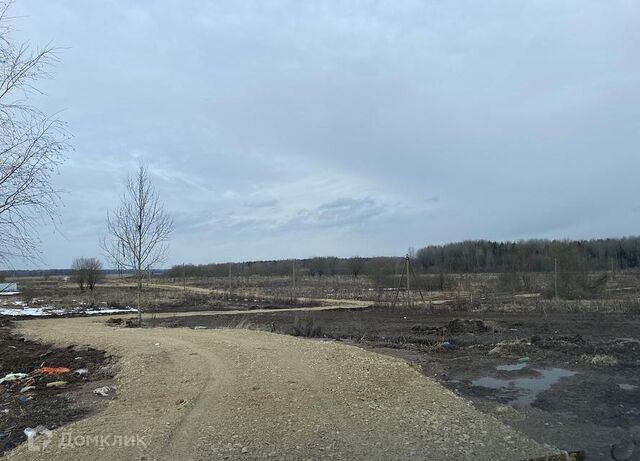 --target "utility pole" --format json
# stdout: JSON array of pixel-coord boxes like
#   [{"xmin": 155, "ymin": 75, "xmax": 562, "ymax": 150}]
[
  {"xmin": 392, "ymin": 253, "xmax": 426, "ymax": 309},
  {"xmin": 554, "ymin": 258, "xmax": 558, "ymax": 300},
  {"xmin": 228, "ymin": 263, "xmax": 232, "ymax": 298},
  {"xmin": 292, "ymin": 260, "xmax": 296, "ymax": 299},
  {"xmin": 182, "ymin": 263, "xmax": 186, "ymax": 293},
  {"xmin": 406, "ymin": 254, "xmax": 411, "ymax": 308}
]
